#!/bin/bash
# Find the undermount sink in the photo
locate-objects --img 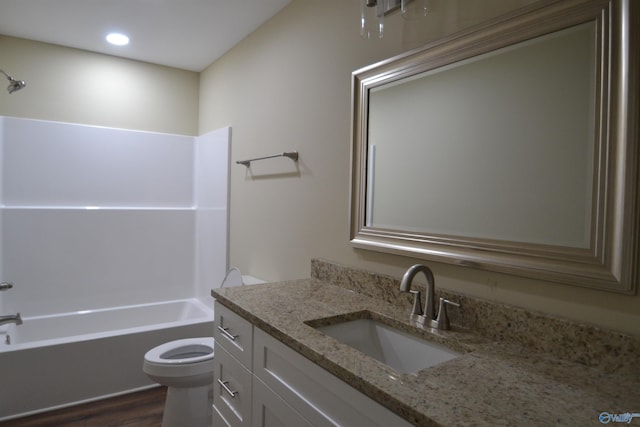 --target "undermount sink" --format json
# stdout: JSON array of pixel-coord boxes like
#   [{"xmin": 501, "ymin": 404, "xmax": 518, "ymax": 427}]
[{"xmin": 314, "ymin": 317, "xmax": 461, "ymax": 374}]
